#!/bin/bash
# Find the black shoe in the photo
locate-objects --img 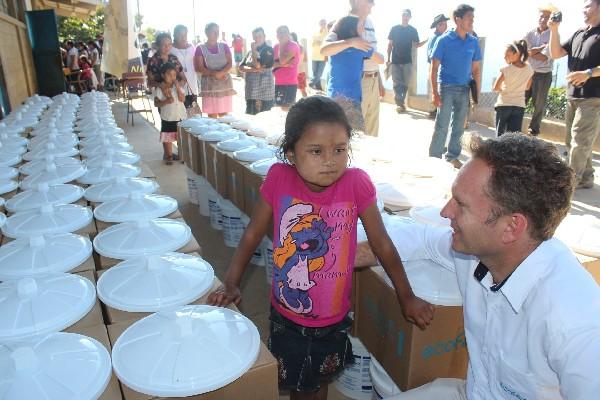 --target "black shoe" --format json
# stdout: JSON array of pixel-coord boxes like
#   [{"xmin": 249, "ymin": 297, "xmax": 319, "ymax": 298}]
[{"xmin": 528, "ymin": 128, "xmax": 539, "ymax": 136}]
